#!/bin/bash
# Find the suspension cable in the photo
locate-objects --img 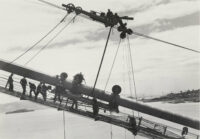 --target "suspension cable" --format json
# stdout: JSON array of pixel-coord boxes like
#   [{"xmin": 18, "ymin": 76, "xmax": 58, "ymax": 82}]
[
  {"xmin": 38, "ymin": 0, "xmax": 200, "ymax": 54},
  {"xmin": 132, "ymin": 31, "xmax": 200, "ymax": 54},
  {"xmin": 8, "ymin": 13, "xmax": 69, "ymax": 66},
  {"xmin": 91, "ymin": 27, "xmax": 112, "ymax": 97},
  {"xmin": 127, "ymin": 35, "xmax": 140, "ymax": 117},
  {"xmin": 110, "ymin": 112, "xmax": 113, "ymax": 139},
  {"xmin": 24, "ymin": 15, "xmax": 77, "ymax": 66},
  {"xmin": 104, "ymin": 39, "xmax": 121, "ymax": 92},
  {"xmin": 63, "ymin": 111, "xmax": 66, "ymax": 139},
  {"xmin": 110, "ymin": 124, "xmax": 113, "ymax": 139},
  {"xmin": 127, "ymin": 35, "xmax": 138, "ymax": 101},
  {"xmin": 124, "ymin": 40, "xmax": 133, "ymax": 101}
]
